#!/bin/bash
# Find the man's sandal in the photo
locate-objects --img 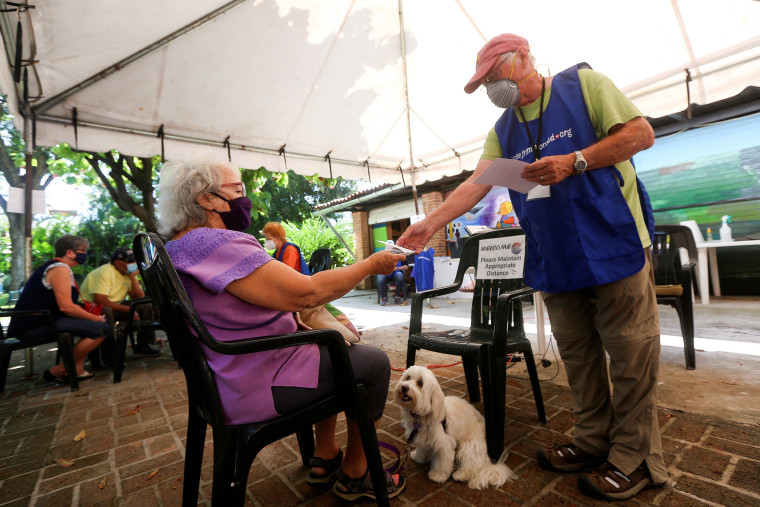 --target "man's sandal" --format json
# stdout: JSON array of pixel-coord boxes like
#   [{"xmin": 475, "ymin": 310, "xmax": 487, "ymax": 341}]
[
  {"xmin": 332, "ymin": 467, "xmax": 405, "ymax": 501},
  {"xmin": 306, "ymin": 449, "xmax": 343, "ymax": 486}
]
